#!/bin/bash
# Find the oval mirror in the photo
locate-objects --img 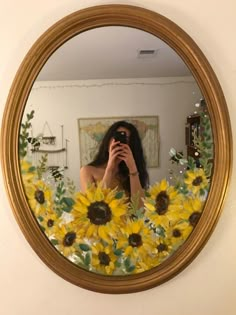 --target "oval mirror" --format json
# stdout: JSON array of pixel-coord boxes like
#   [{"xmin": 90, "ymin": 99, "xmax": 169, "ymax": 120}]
[{"xmin": 1, "ymin": 5, "xmax": 232, "ymax": 293}]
